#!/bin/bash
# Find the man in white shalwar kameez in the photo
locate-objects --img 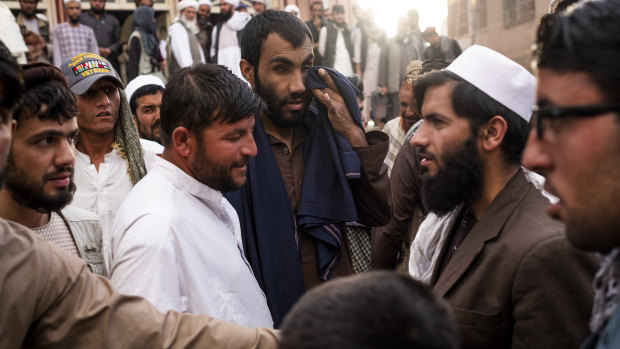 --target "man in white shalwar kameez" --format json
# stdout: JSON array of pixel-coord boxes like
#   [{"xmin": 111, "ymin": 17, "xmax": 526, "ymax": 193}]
[
  {"xmin": 210, "ymin": 0, "xmax": 250, "ymax": 80},
  {"xmin": 168, "ymin": 0, "xmax": 205, "ymax": 76}
]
